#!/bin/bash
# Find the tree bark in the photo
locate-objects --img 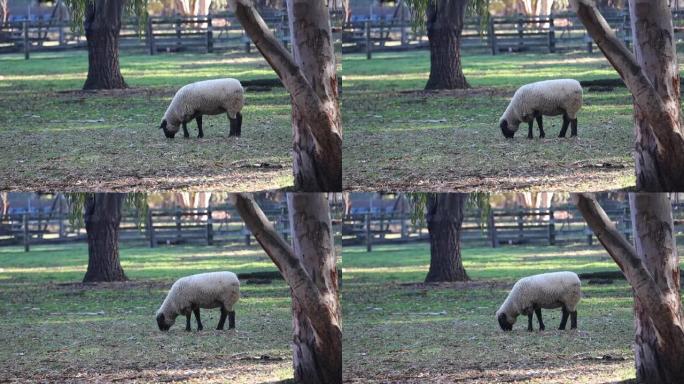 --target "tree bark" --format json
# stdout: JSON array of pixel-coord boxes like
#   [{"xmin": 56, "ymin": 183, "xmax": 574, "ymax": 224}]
[
  {"xmin": 574, "ymin": 193, "xmax": 684, "ymax": 383},
  {"xmin": 232, "ymin": 193, "xmax": 341, "ymax": 384},
  {"xmin": 230, "ymin": 0, "xmax": 342, "ymax": 191},
  {"xmin": 425, "ymin": 193, "xmax": 469, "ymax": 282},
  {"xmin": 425, "ymin": 0, "xmax": 469, "ymax": 90},
  {"xmin": 572, "ymin": 0, "xmax": 684, "ymax": 191},
  {"xmin": 83, "ymin": 193, "xmax": 127, "ymax": 283},
  {"xmin": 83, "ymin": 0, "xmax": 127, "ymax": 90}
]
